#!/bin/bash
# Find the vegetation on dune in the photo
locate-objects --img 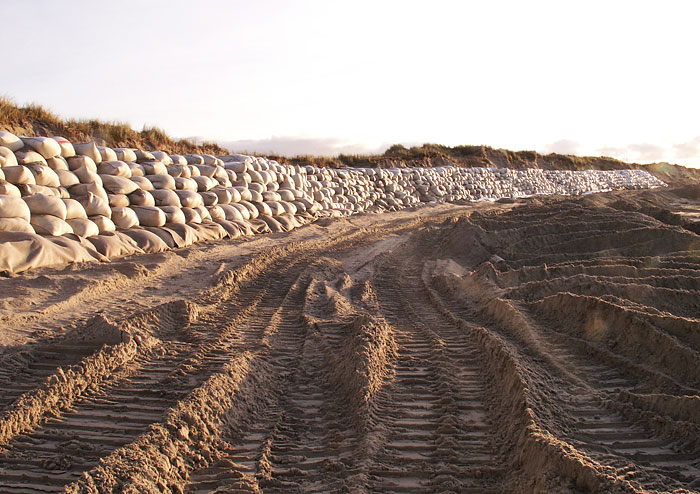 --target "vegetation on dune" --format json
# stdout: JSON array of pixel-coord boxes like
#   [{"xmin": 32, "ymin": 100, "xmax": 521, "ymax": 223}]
[{"xmin": 0, "ymin": 97, "xmax": 226, "ymax": 156}]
